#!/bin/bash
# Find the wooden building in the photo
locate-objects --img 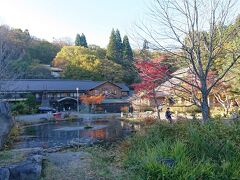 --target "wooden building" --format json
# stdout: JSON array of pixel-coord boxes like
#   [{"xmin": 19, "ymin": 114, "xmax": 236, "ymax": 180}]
[{"xmin": 0, "ymin": 80, "xmax": 130, "ymax": 112}]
